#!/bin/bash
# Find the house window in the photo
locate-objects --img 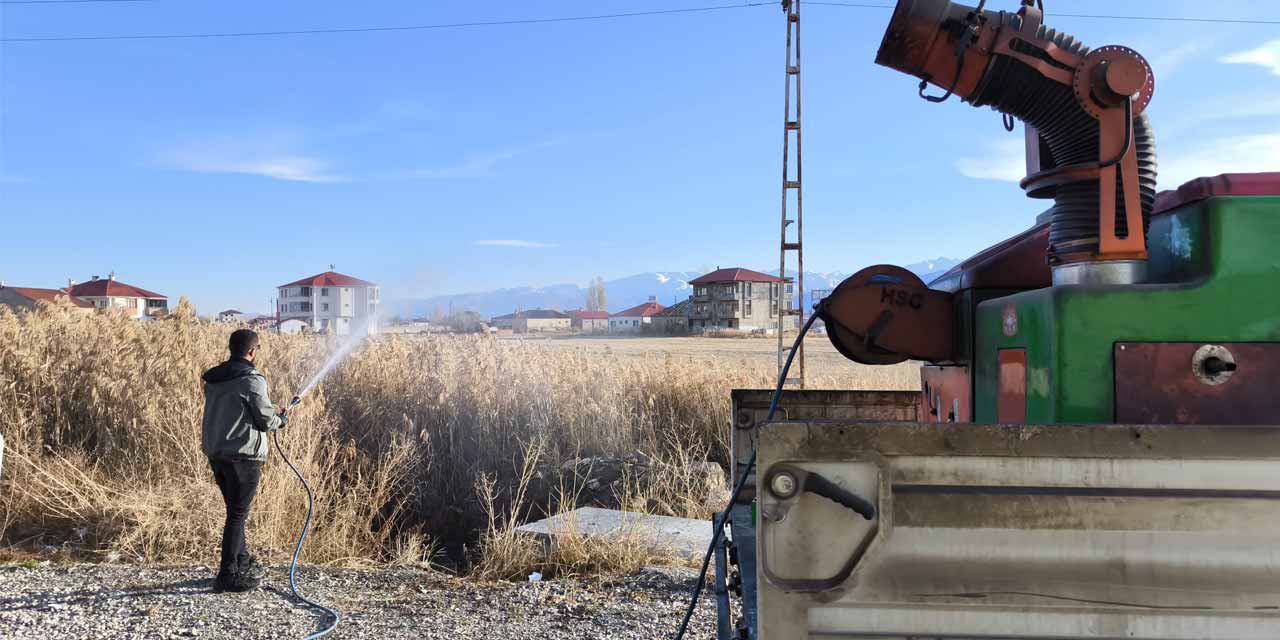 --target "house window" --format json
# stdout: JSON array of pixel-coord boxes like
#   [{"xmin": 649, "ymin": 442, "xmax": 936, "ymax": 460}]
[
  {"xmin": 745, "ymin": 282, "xmax": 752, "ymax": 296},
  {"xmin": 771, "ymin": 300, "xmax": 779, "ymax": 315},
  {"xmin": 300, "ymin": 287, "xmax": 312, "ymax": 297},
  {"xmin": 321, "ymin": 288, "xmax": 329, "ymax": 297},
  {"xmin": 321, "ymin": 303, "xmax": 330, "ymax": 311},
  {"xmin": 147, "ymin": 299, "xmax": 166, "ymax": 308},
  {"xmin": 694, "ymin": 286, "xmax": 708, "ymax": 297},
  {"xmin": 744, "ymin": 300, "xmax": 752, "ymax": 315}
]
